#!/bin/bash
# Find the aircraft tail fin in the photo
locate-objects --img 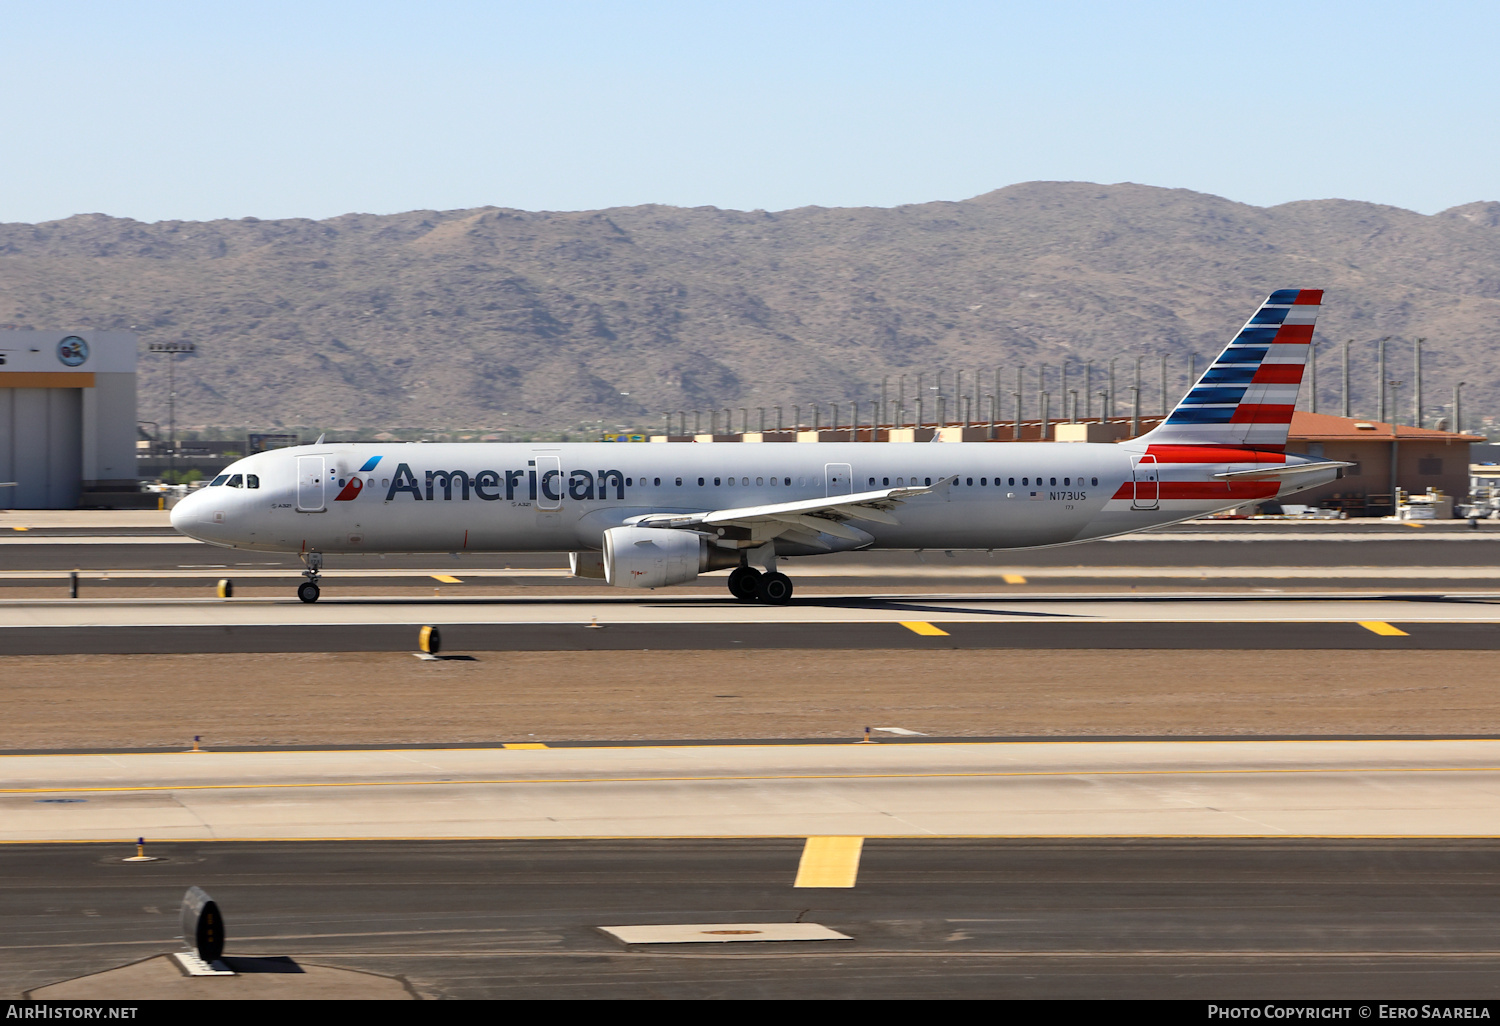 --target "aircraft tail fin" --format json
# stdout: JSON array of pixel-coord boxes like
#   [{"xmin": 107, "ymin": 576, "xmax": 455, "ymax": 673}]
[{"xmin": 1133, "ymin": 289, "xmax": 1322, "ymax": 450}]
